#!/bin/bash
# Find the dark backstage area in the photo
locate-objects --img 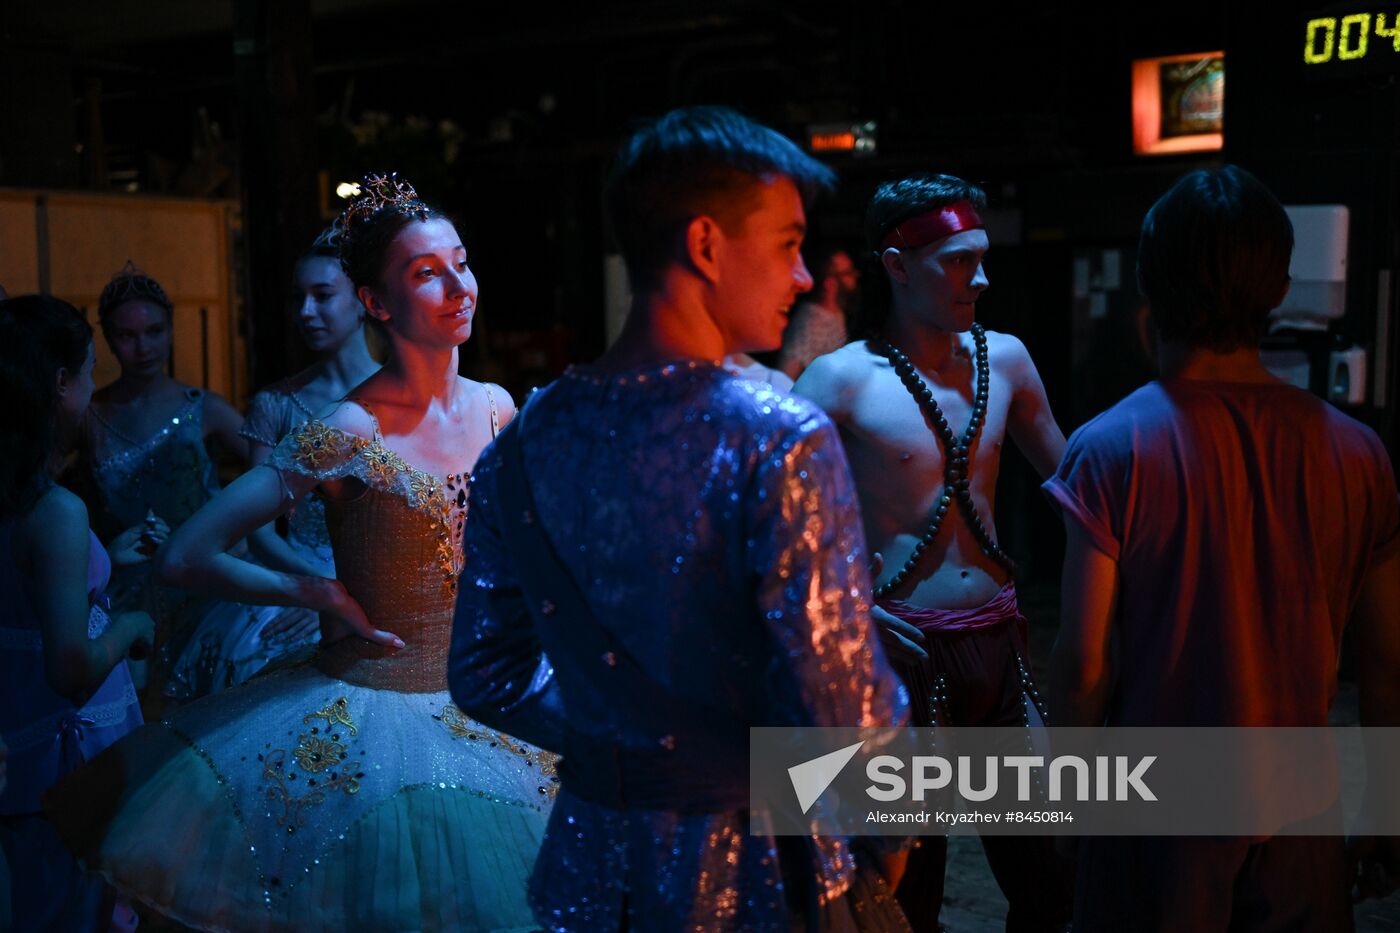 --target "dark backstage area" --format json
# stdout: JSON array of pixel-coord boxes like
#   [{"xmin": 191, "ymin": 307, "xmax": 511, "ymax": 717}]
[{"xmin": 1, "ymin": 1, "xmax": 1398, "ymax": 931}]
